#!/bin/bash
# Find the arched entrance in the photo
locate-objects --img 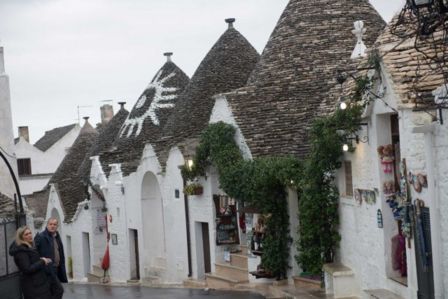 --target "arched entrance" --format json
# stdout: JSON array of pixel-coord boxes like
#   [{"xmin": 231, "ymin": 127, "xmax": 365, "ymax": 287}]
[{"xmin": 140, "ymin": 171, "xmax": 165, "ymax": 278}]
